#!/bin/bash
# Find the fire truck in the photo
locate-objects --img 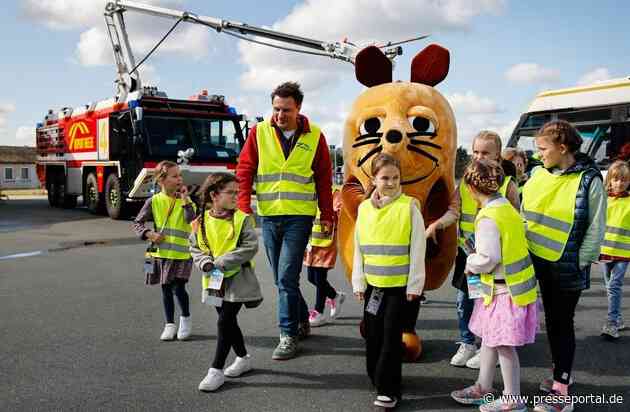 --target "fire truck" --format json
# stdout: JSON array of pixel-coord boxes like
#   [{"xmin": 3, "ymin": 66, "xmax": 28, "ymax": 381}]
[{"xmin": 36, "ymin": 0, "xmax": 420, "ymax": 219}]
